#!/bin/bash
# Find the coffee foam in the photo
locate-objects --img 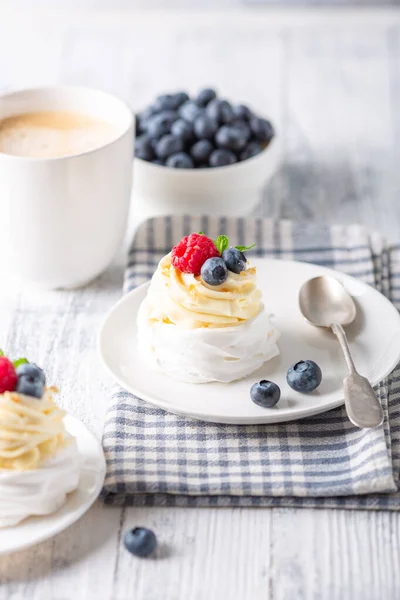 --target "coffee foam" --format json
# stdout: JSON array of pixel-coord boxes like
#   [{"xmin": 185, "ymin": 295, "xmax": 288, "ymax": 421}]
[{"xmin": 0, "ymin": 111, "xmax": 117, "ymax": 158}]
